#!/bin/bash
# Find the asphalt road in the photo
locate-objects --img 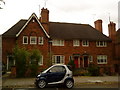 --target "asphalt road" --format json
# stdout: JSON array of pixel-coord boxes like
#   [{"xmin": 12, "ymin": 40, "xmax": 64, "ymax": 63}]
[
  {"xmin": 2, "ymin": 76, "xmax": 119, "ymax": 90},
  {"xmin": 2, "ymin": 88, "xmax": 119, "ymax": 90},
  {"xmin": 2, "ymin": 82, "xmax": 119, "ymax": 90}
]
